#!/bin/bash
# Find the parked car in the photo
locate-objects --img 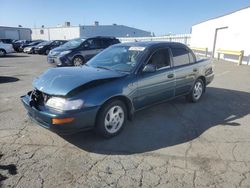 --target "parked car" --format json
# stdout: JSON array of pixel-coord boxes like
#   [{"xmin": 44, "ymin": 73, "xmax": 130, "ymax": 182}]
[
  {"xmin": 21, "ymin": 42, "xmax": 214, "ymax": 137},
  {"xmin": 12, "ymin": 40, "xmax": 31, "ymax": 52},
  {"xmin": 0, "ymin": 38, "xmax": 15, "ymax": 44},
  {"xmin": 47, "ymin": 36, "xmax": 120, "ymax": 66},
  {"xmin": 0, "ymin": 42, "xmax": 15, "ymax": 57},
  {"xmin": 34, "ymin": 40, "xmax": 67, "ymax": 55},
  {"xmin": 19, "ymin": 40, "xmax": 44, "ymax": 52},
  {"xmin": 23, "ymin": 45, "xmax": 38, "ymax": 54}
]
